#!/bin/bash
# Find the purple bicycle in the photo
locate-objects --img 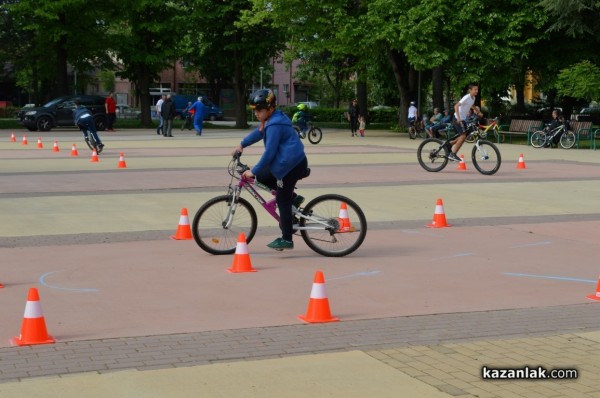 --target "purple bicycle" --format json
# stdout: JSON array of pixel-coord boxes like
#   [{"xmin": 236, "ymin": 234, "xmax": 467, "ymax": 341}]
[{"xmin": 191, "ymin": 153, "xmax": 367, "ymax": 257}]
